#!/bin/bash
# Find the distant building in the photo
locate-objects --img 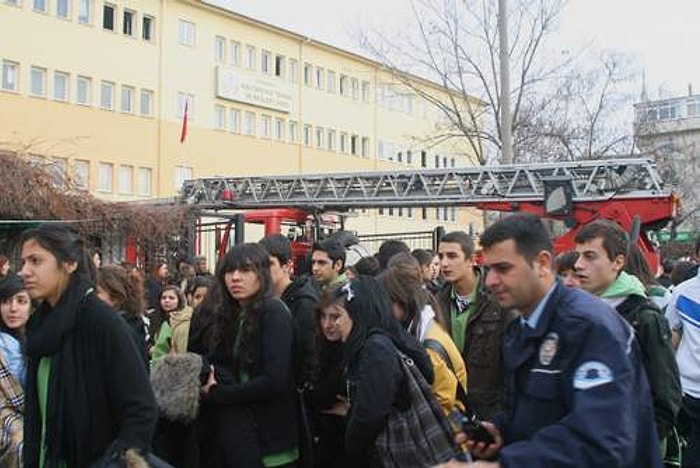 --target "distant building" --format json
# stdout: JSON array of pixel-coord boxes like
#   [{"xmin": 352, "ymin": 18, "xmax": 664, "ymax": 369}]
[
  {"xmin": 634, "ymin": 88, "xmax": 700, "ymax": 229},
  {"xmin": 0, "ymin": 0, "xmax": 484, "ymax": 254}
]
